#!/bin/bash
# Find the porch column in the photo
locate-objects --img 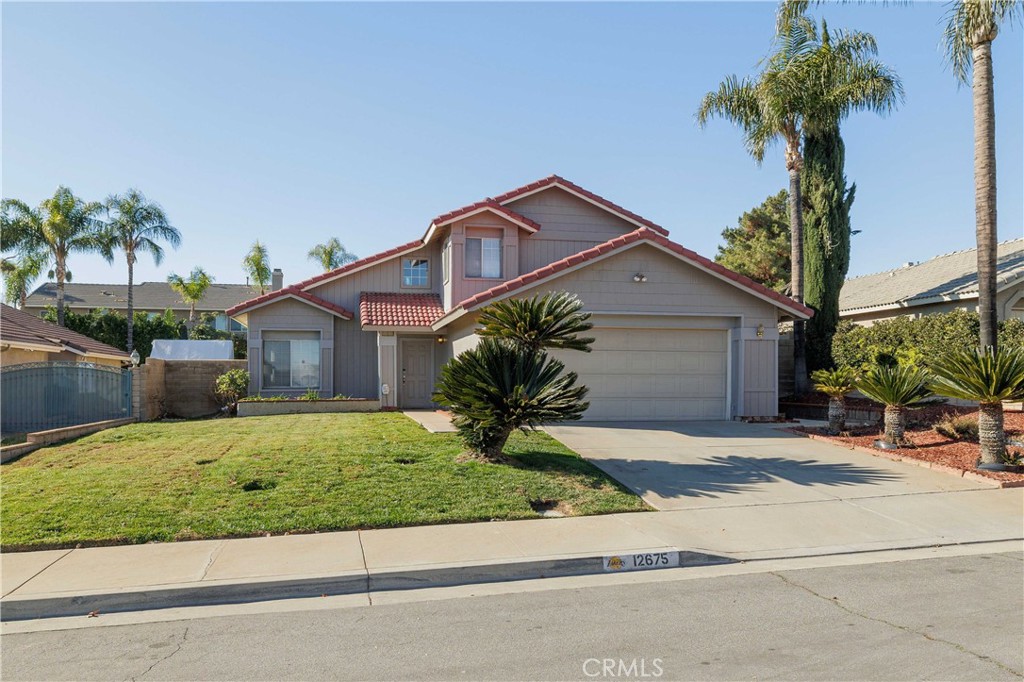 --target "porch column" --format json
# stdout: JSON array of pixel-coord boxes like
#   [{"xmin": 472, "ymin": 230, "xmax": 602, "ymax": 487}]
[{"xmin": 377, "ymin": 332, "xmax": 398, "ymax": 409}]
